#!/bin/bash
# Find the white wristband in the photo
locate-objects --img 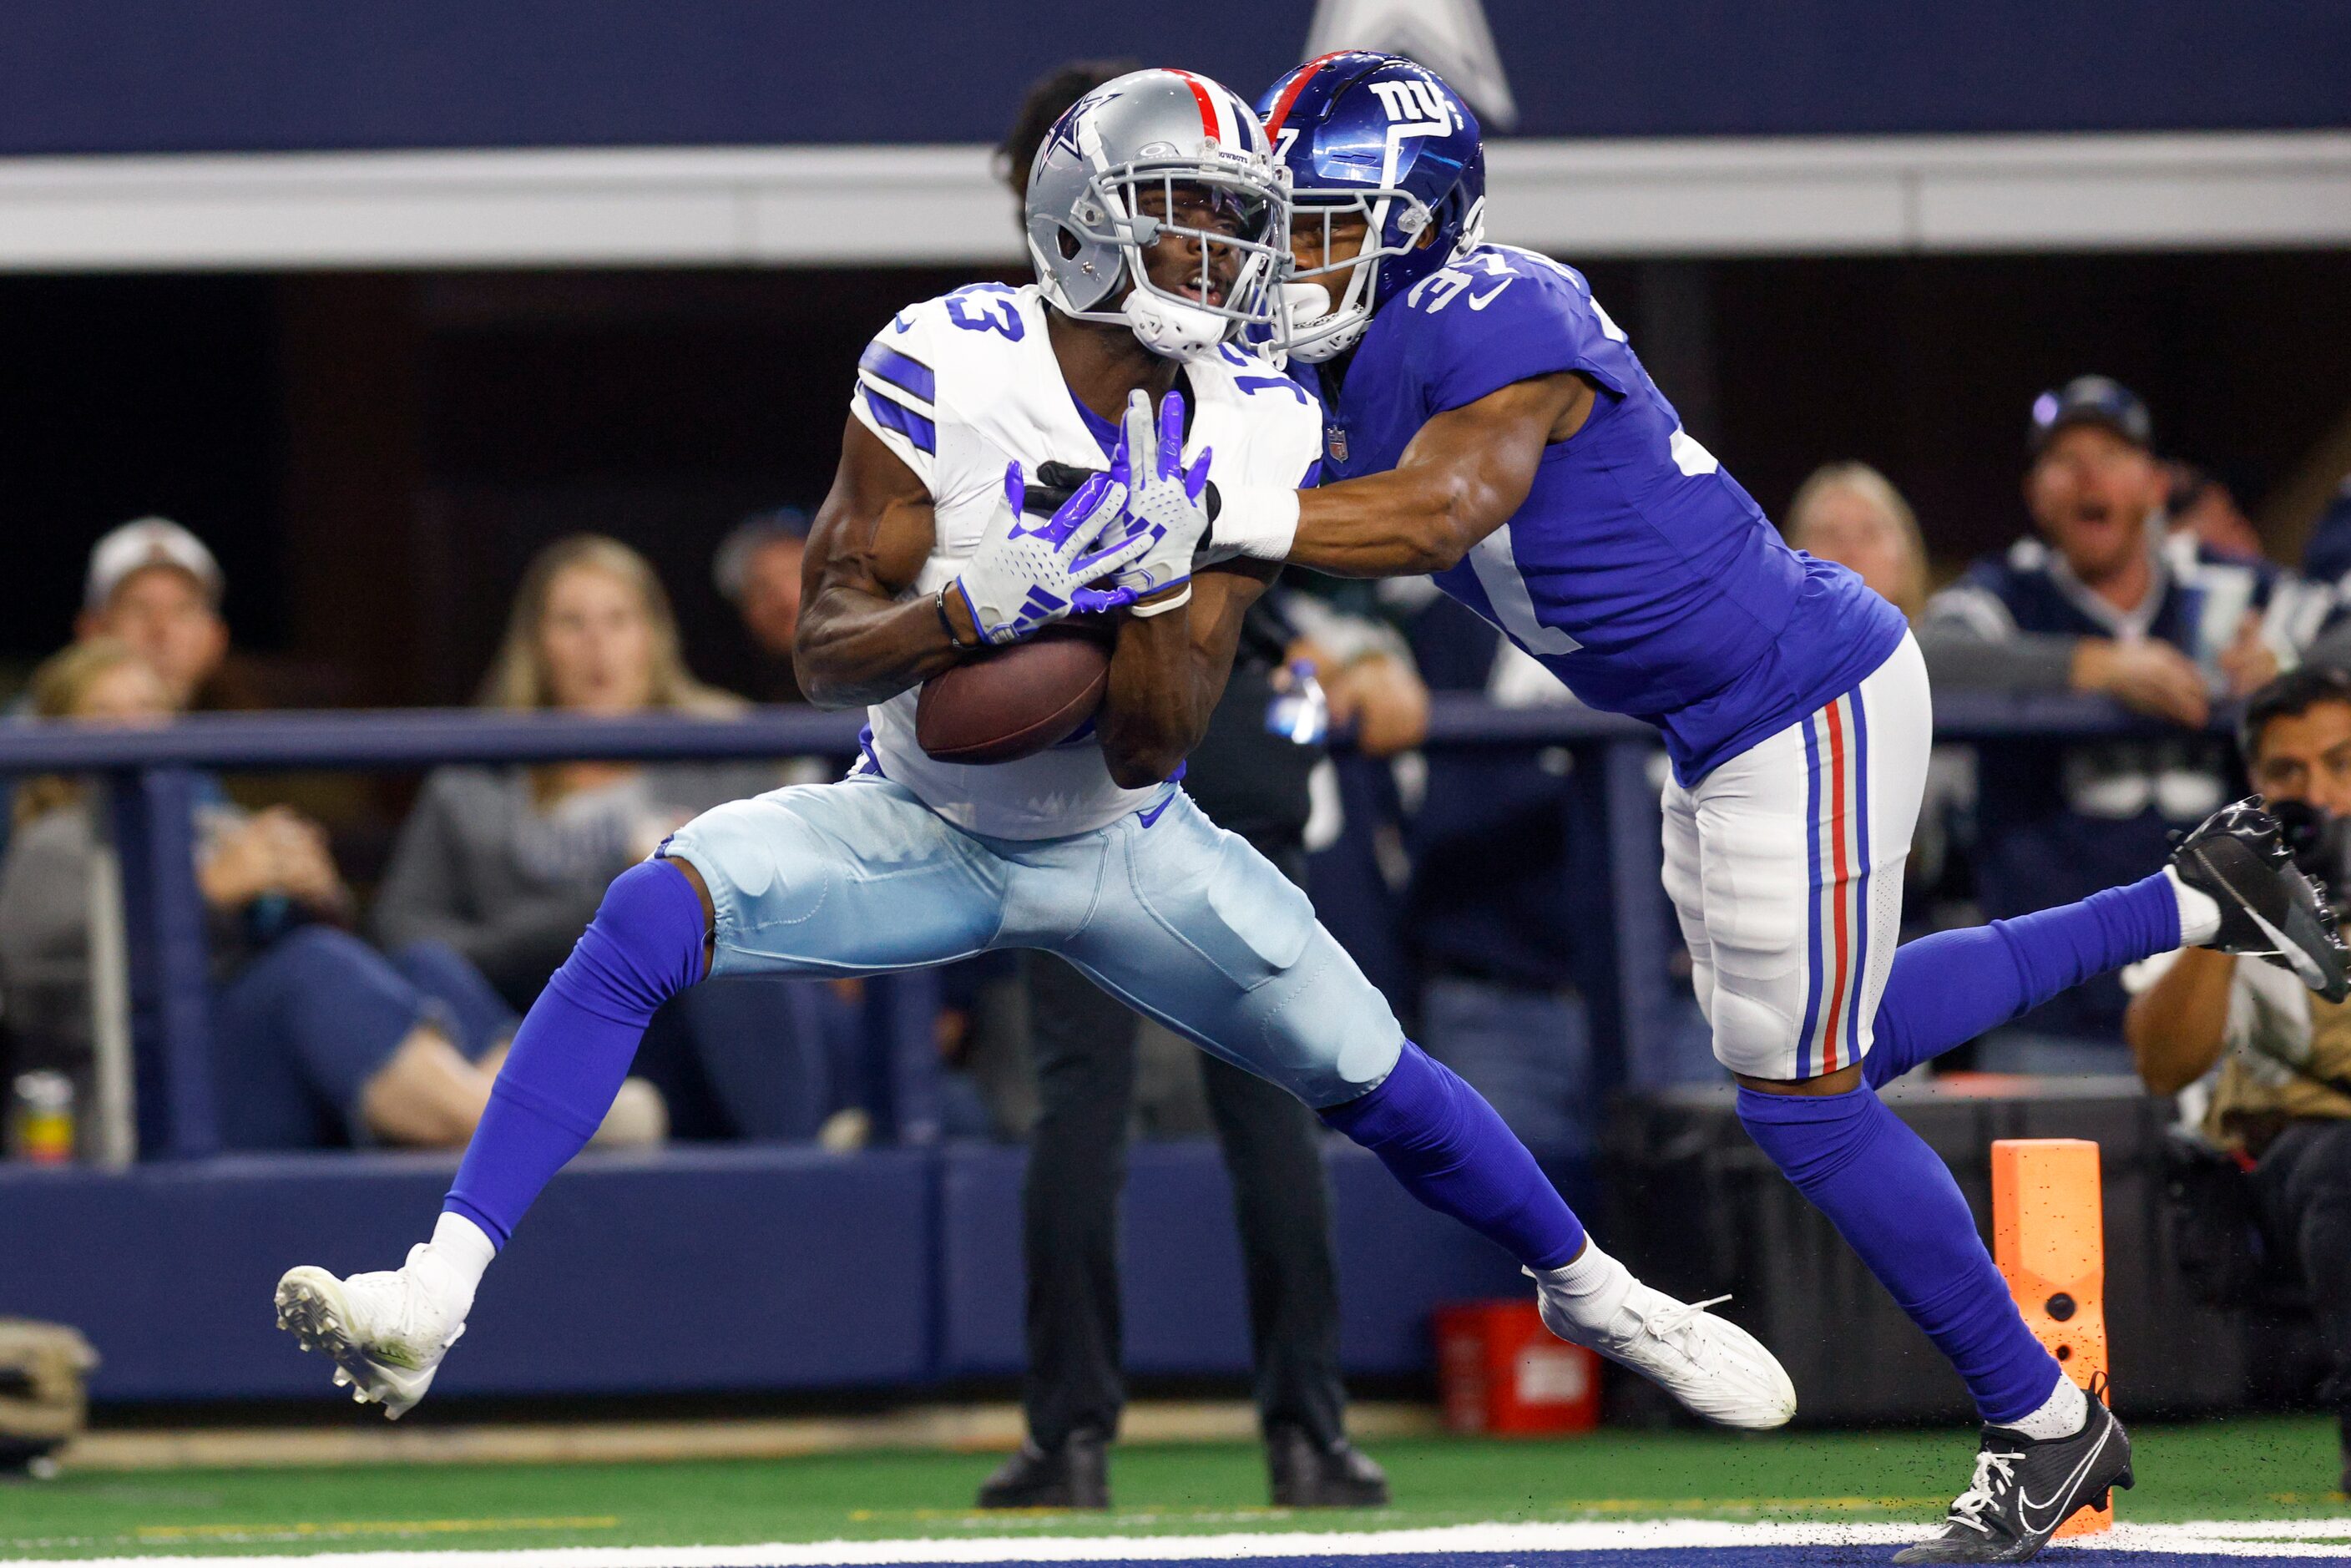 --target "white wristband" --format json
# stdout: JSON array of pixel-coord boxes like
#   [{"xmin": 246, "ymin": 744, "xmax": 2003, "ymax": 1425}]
[
  {"xmin": 1213, "ymin": 484, "xmax": 1301, "ymax": 561},
  {"xmin": 1130, "ymin": 584, "xmax": 1193, "ymax": 618}
]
